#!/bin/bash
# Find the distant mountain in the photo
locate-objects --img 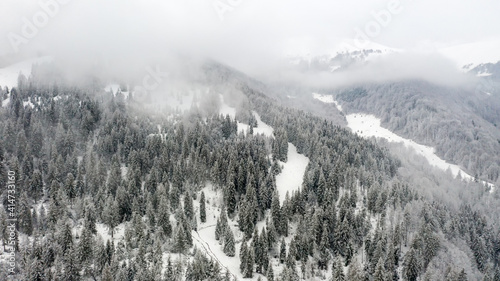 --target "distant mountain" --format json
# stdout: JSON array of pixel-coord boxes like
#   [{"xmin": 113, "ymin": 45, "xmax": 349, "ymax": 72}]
[
  {"xmin": 468, "ymin": 61, "xmax": 500, "ymax": 78},
  {"xmin": 283, "ymin": 39, "xmax": 398, "ymax": 73},
  {"xmin": 439, "ymin": 39, "xmax": 500, "ymax": 72}
]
